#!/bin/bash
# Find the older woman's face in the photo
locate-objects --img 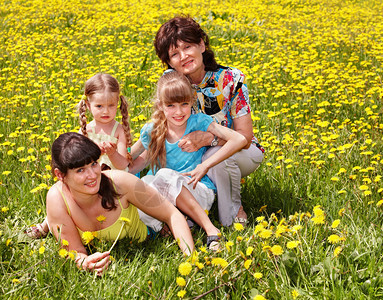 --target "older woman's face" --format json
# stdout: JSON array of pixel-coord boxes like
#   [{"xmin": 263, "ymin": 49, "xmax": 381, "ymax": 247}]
[
  {"xmin": 168, "ymin": 40, "xmax": 205, "ymax": 82},
  {"xmin": 63, "ymin": 161, "xmax": 101, "ymax": 196}
]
